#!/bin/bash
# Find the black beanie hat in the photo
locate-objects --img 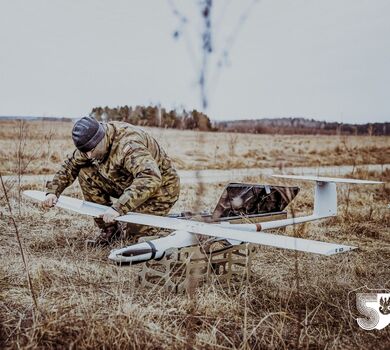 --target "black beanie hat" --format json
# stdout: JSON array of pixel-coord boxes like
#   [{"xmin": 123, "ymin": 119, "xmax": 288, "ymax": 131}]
[{"xmin": 72, "ymin": 116, "xmax": 105, "ymax": 152}]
